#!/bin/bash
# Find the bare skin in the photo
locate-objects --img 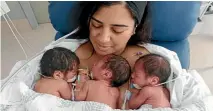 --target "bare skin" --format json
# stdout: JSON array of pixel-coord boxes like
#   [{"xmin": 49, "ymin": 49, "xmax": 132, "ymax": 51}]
[
  {"xmin": 34, "ymin": 78, "xmax": 72, "ymax": 100},
  {"xmin": 75, "ymin": 55, "xmax": 123, "ymax": 109},
  {"xmin": 75, "ymin": 42, "xmax": 149, "ymax": 109},
  {"xmin": 129, "ymin": 86, "xmax": 170, "ymax": 109},
  {"xmin": 75, "ymin": 80, "xmax": 119, "ymax": 109}
]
